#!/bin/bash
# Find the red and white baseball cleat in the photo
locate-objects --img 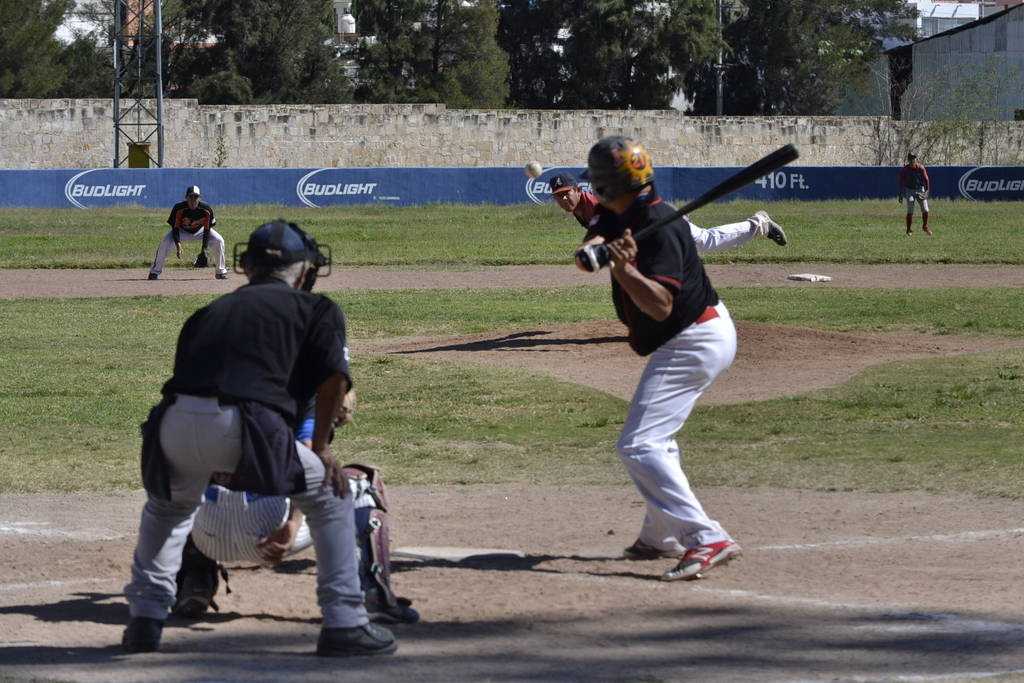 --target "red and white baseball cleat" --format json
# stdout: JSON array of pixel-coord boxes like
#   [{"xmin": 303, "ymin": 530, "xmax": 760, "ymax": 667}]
[{"xmin": 661, "ymin": 540, "xmax": 741, "ymax": 581}]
